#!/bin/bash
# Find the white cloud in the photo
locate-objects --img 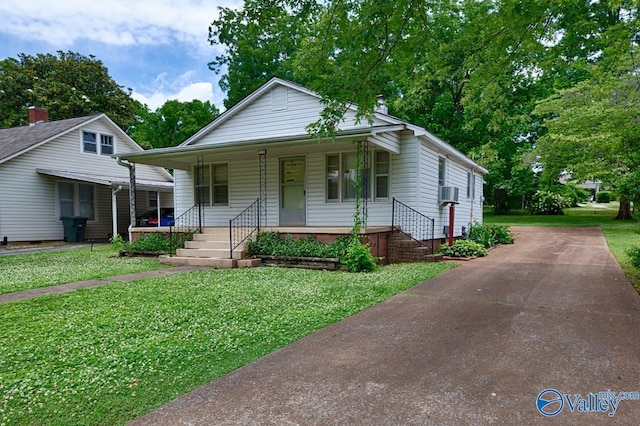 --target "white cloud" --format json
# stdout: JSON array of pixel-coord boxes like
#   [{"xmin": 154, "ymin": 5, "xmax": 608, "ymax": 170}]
[
  {"xmin": 132, "ymin": 80, "xmax": 216, "ymax": 111},
  {"xmin": 0, "ymin": 0, "xmax": 242, "ymax": 47}
]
